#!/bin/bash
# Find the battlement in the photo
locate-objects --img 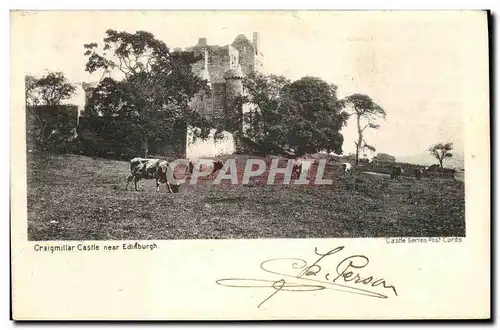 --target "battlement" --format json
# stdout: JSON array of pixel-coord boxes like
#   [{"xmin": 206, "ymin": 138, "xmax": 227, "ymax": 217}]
[{"xmin": 170, "ymin": 32, "xmax": 262, "ymax": 76}]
